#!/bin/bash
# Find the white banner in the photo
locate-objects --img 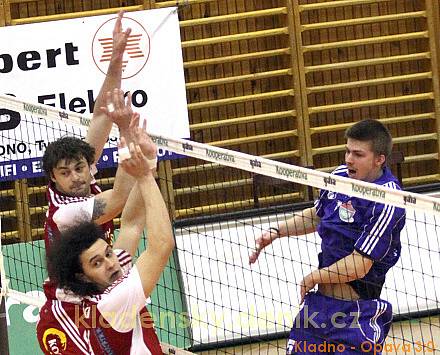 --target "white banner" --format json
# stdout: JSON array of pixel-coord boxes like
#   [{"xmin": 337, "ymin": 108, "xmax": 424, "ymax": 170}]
[{"xmin": 0, "ymin": 8, "xmax": 189, "ymax": 138}]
